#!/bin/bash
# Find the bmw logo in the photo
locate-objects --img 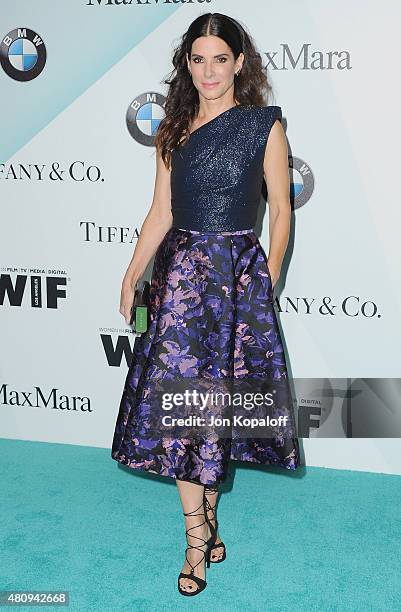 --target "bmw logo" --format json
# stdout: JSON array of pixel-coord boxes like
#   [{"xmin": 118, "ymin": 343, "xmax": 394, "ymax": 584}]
[
  {"xmin": 289, "ymin": 156, "xmax": 315, "ymax": 209},
  {"xmin": 0, "ymin": 28, "xmax": 46, "ymax": 81},
  {"xmin": 126, "ymin": 93, "xmax": 166, "ymax": 147}
]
